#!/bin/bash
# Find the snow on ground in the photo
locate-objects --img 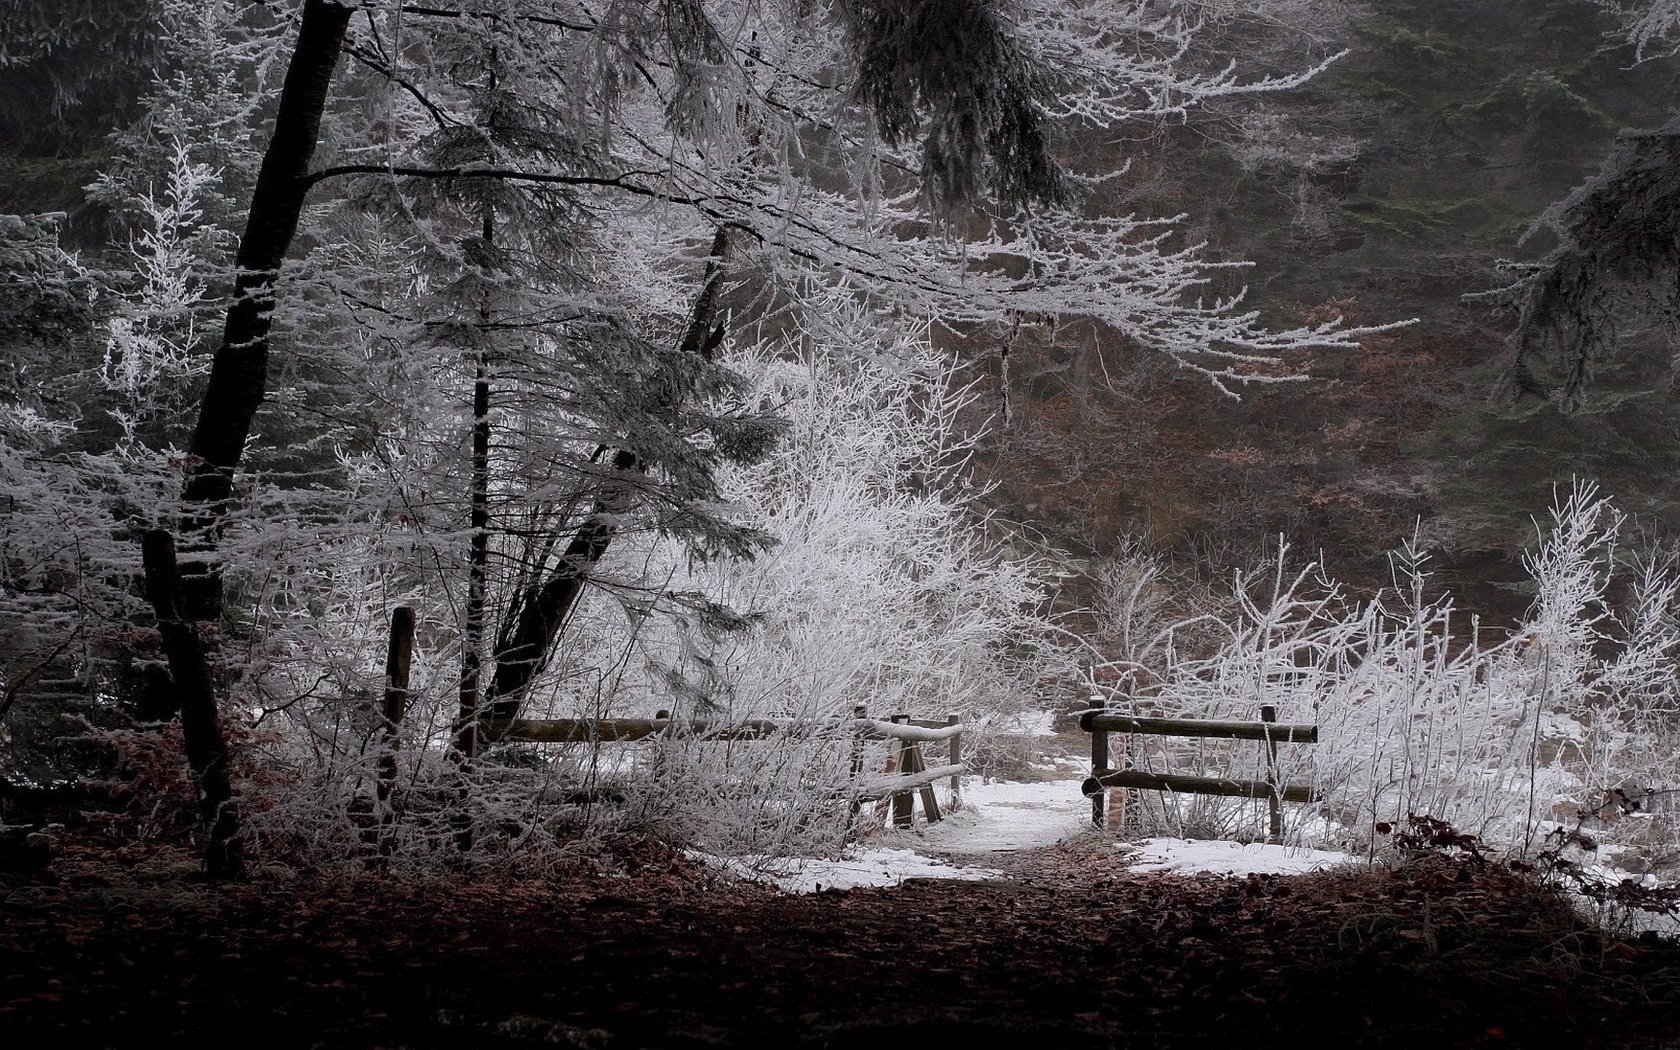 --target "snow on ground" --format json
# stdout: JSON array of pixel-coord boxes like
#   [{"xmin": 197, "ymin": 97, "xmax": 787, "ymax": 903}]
[
  {"xmin": 689, "ymin": 848, "xmax": 1001, "ymax": 892},
  {"xmin": 1123, "ymin": 837, "xmax": 1358, "ymax": 876},
  {"xmin": 987, "ymin": 710, "xmax": 1060, "ymax": 737},
  {"xmin": 696, "ymin": 776, "xmax": 1362, "ymax": 892},
  {"xmin": 693, "ymin": 714, "xmax": 1366, "ymax": 891},
  {"xmin": 908, "ymin": 777, "xmax": 1092, "ymax": 855}
]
